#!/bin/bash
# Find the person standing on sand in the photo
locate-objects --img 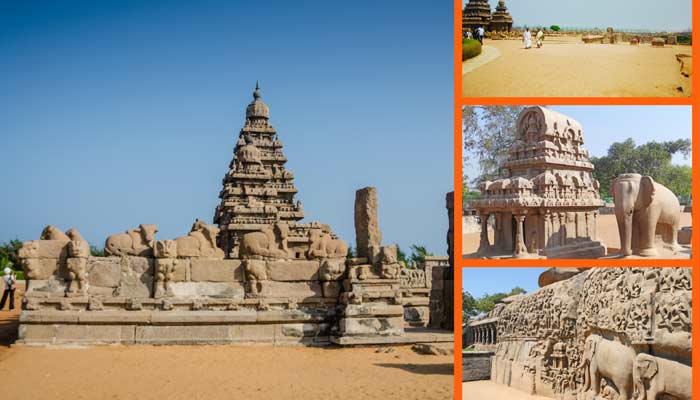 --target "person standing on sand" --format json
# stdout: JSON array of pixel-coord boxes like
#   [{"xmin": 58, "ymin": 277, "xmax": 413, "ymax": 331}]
[
  {"xmin": 476, "ymin": 26, "xmax": 484, "ymax": 45},
  {"xmin": 523, "ymin": 27, "xmax": 532, "ymax": 49},
  {"xmin": 536, "ymin": 29, "xmax": 544, "ymax": 48},
  {"xmin": 0, "ymin": 267, "xmax": 16, "ymax": 310}
]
